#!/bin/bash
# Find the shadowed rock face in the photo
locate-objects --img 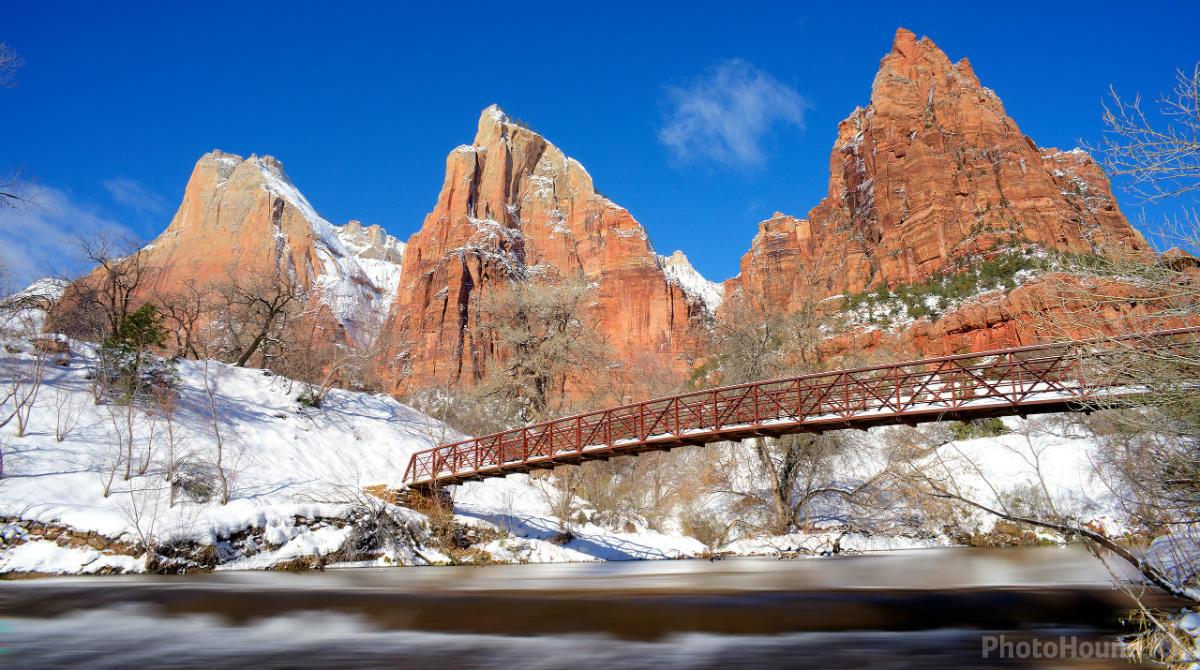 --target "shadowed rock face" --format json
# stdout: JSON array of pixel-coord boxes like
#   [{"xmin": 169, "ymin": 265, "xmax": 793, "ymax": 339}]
[
  {"xmin": 382, "ymin": 106, "xmax": 711, "ymax": 395},
  {"xmin": 725, "ymin": 28, "xmax": 1147, "ymax": 317}
]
